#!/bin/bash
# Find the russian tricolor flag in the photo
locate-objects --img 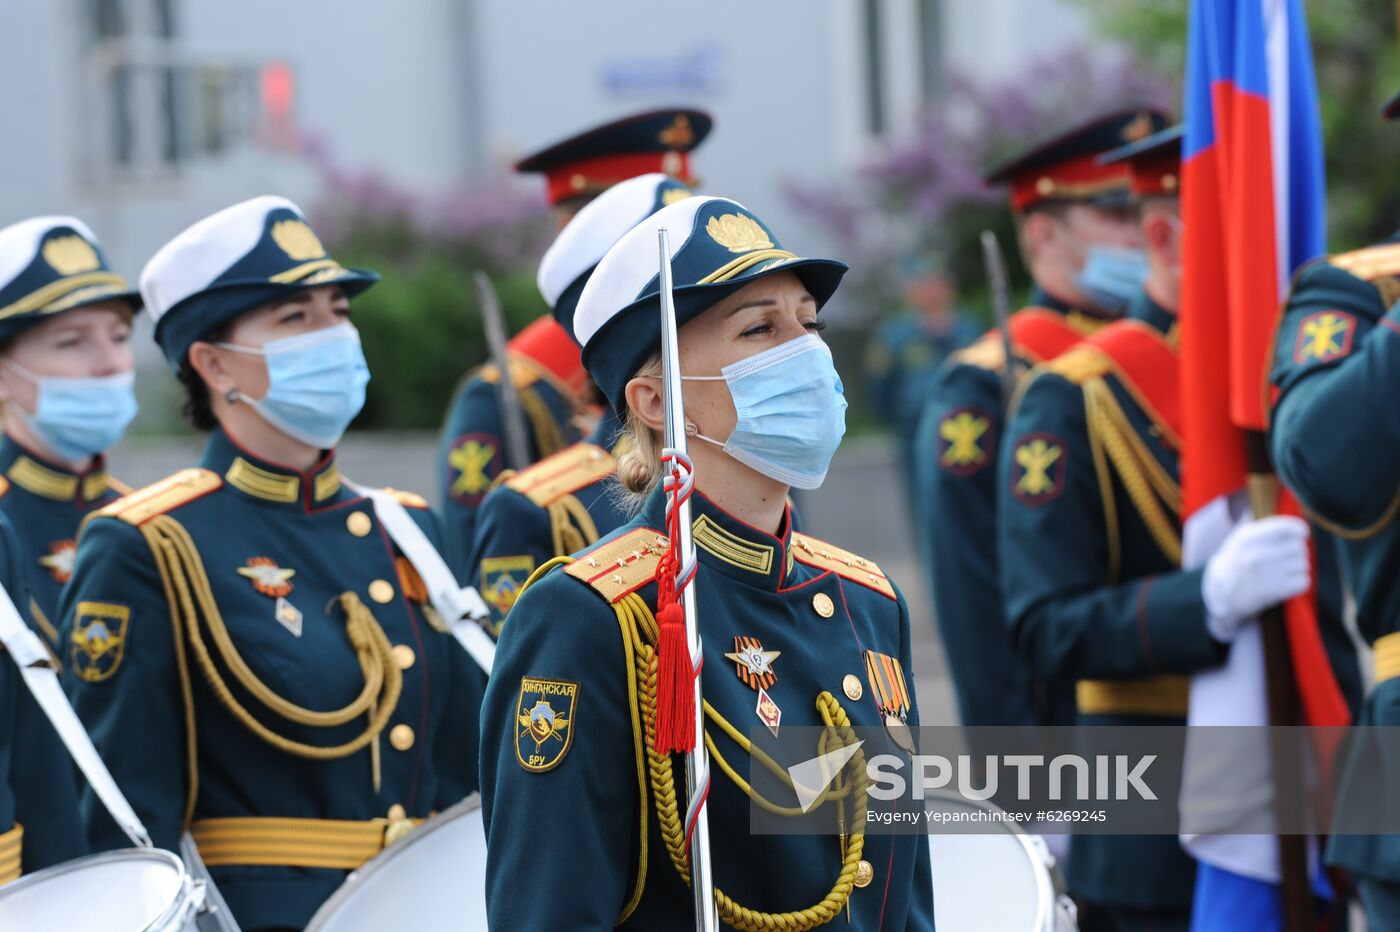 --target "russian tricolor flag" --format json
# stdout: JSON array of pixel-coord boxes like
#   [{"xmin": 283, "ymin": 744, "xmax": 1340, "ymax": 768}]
[{"xmin": 1178, "ymin": 0, "xmax": 1350, "ymax": 928}]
